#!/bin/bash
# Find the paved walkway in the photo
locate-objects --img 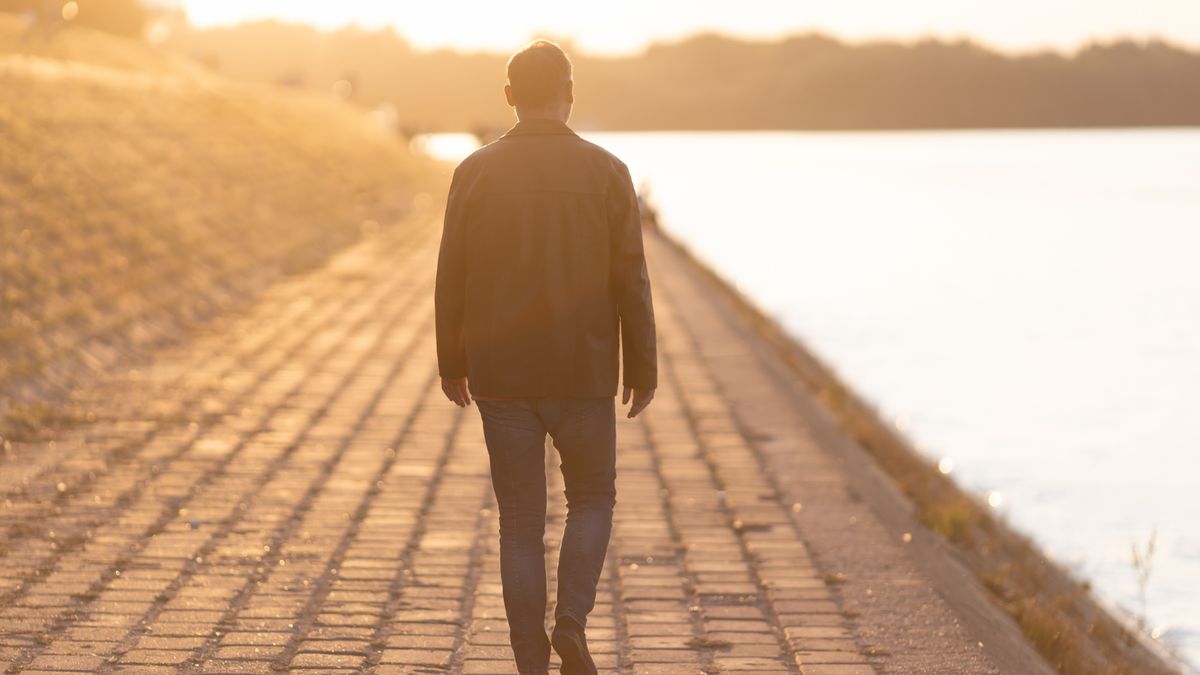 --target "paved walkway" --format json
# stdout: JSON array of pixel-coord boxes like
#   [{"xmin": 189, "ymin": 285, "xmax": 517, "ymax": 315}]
[{"xmin": 0, "ymin": 211, "xmax": 1044, "ymax": 674}]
